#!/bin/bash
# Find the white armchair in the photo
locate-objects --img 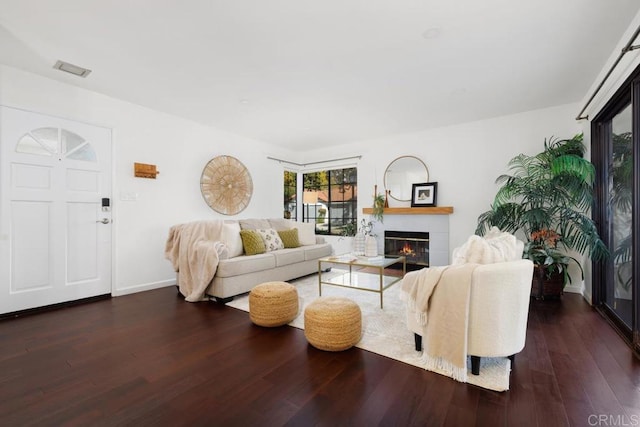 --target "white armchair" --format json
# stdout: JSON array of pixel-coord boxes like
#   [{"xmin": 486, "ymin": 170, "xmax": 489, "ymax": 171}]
[
  {"xmin": 405, "ymin": 229, "xmax": 534, "ymax": 375},
  {"xmin": 410, "ymin": 259, "xmax": 534, "ymax": 375}
]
